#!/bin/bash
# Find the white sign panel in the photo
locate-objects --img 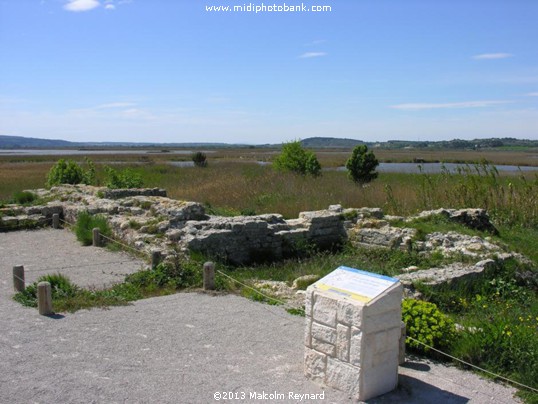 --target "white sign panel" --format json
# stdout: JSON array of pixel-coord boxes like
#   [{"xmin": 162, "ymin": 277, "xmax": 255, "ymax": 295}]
[{"xmin": 313, "ymin": 266, "xmax": 398, "ymax": 303}]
